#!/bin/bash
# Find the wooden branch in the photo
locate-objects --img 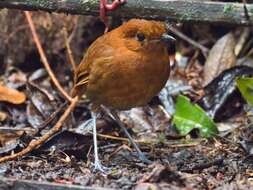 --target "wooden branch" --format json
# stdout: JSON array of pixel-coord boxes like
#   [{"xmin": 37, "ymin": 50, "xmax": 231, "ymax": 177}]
[
  {"xmin": 24, "ymin": 11, "xmax": 72, "ymax": 102},
  {"xmin": 0, "ymin": 96, "xmax": 79, "ymax": 163},
  {"xmin": 0, "ymin": 0, "xmax": 253, "ymax": 25}
]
